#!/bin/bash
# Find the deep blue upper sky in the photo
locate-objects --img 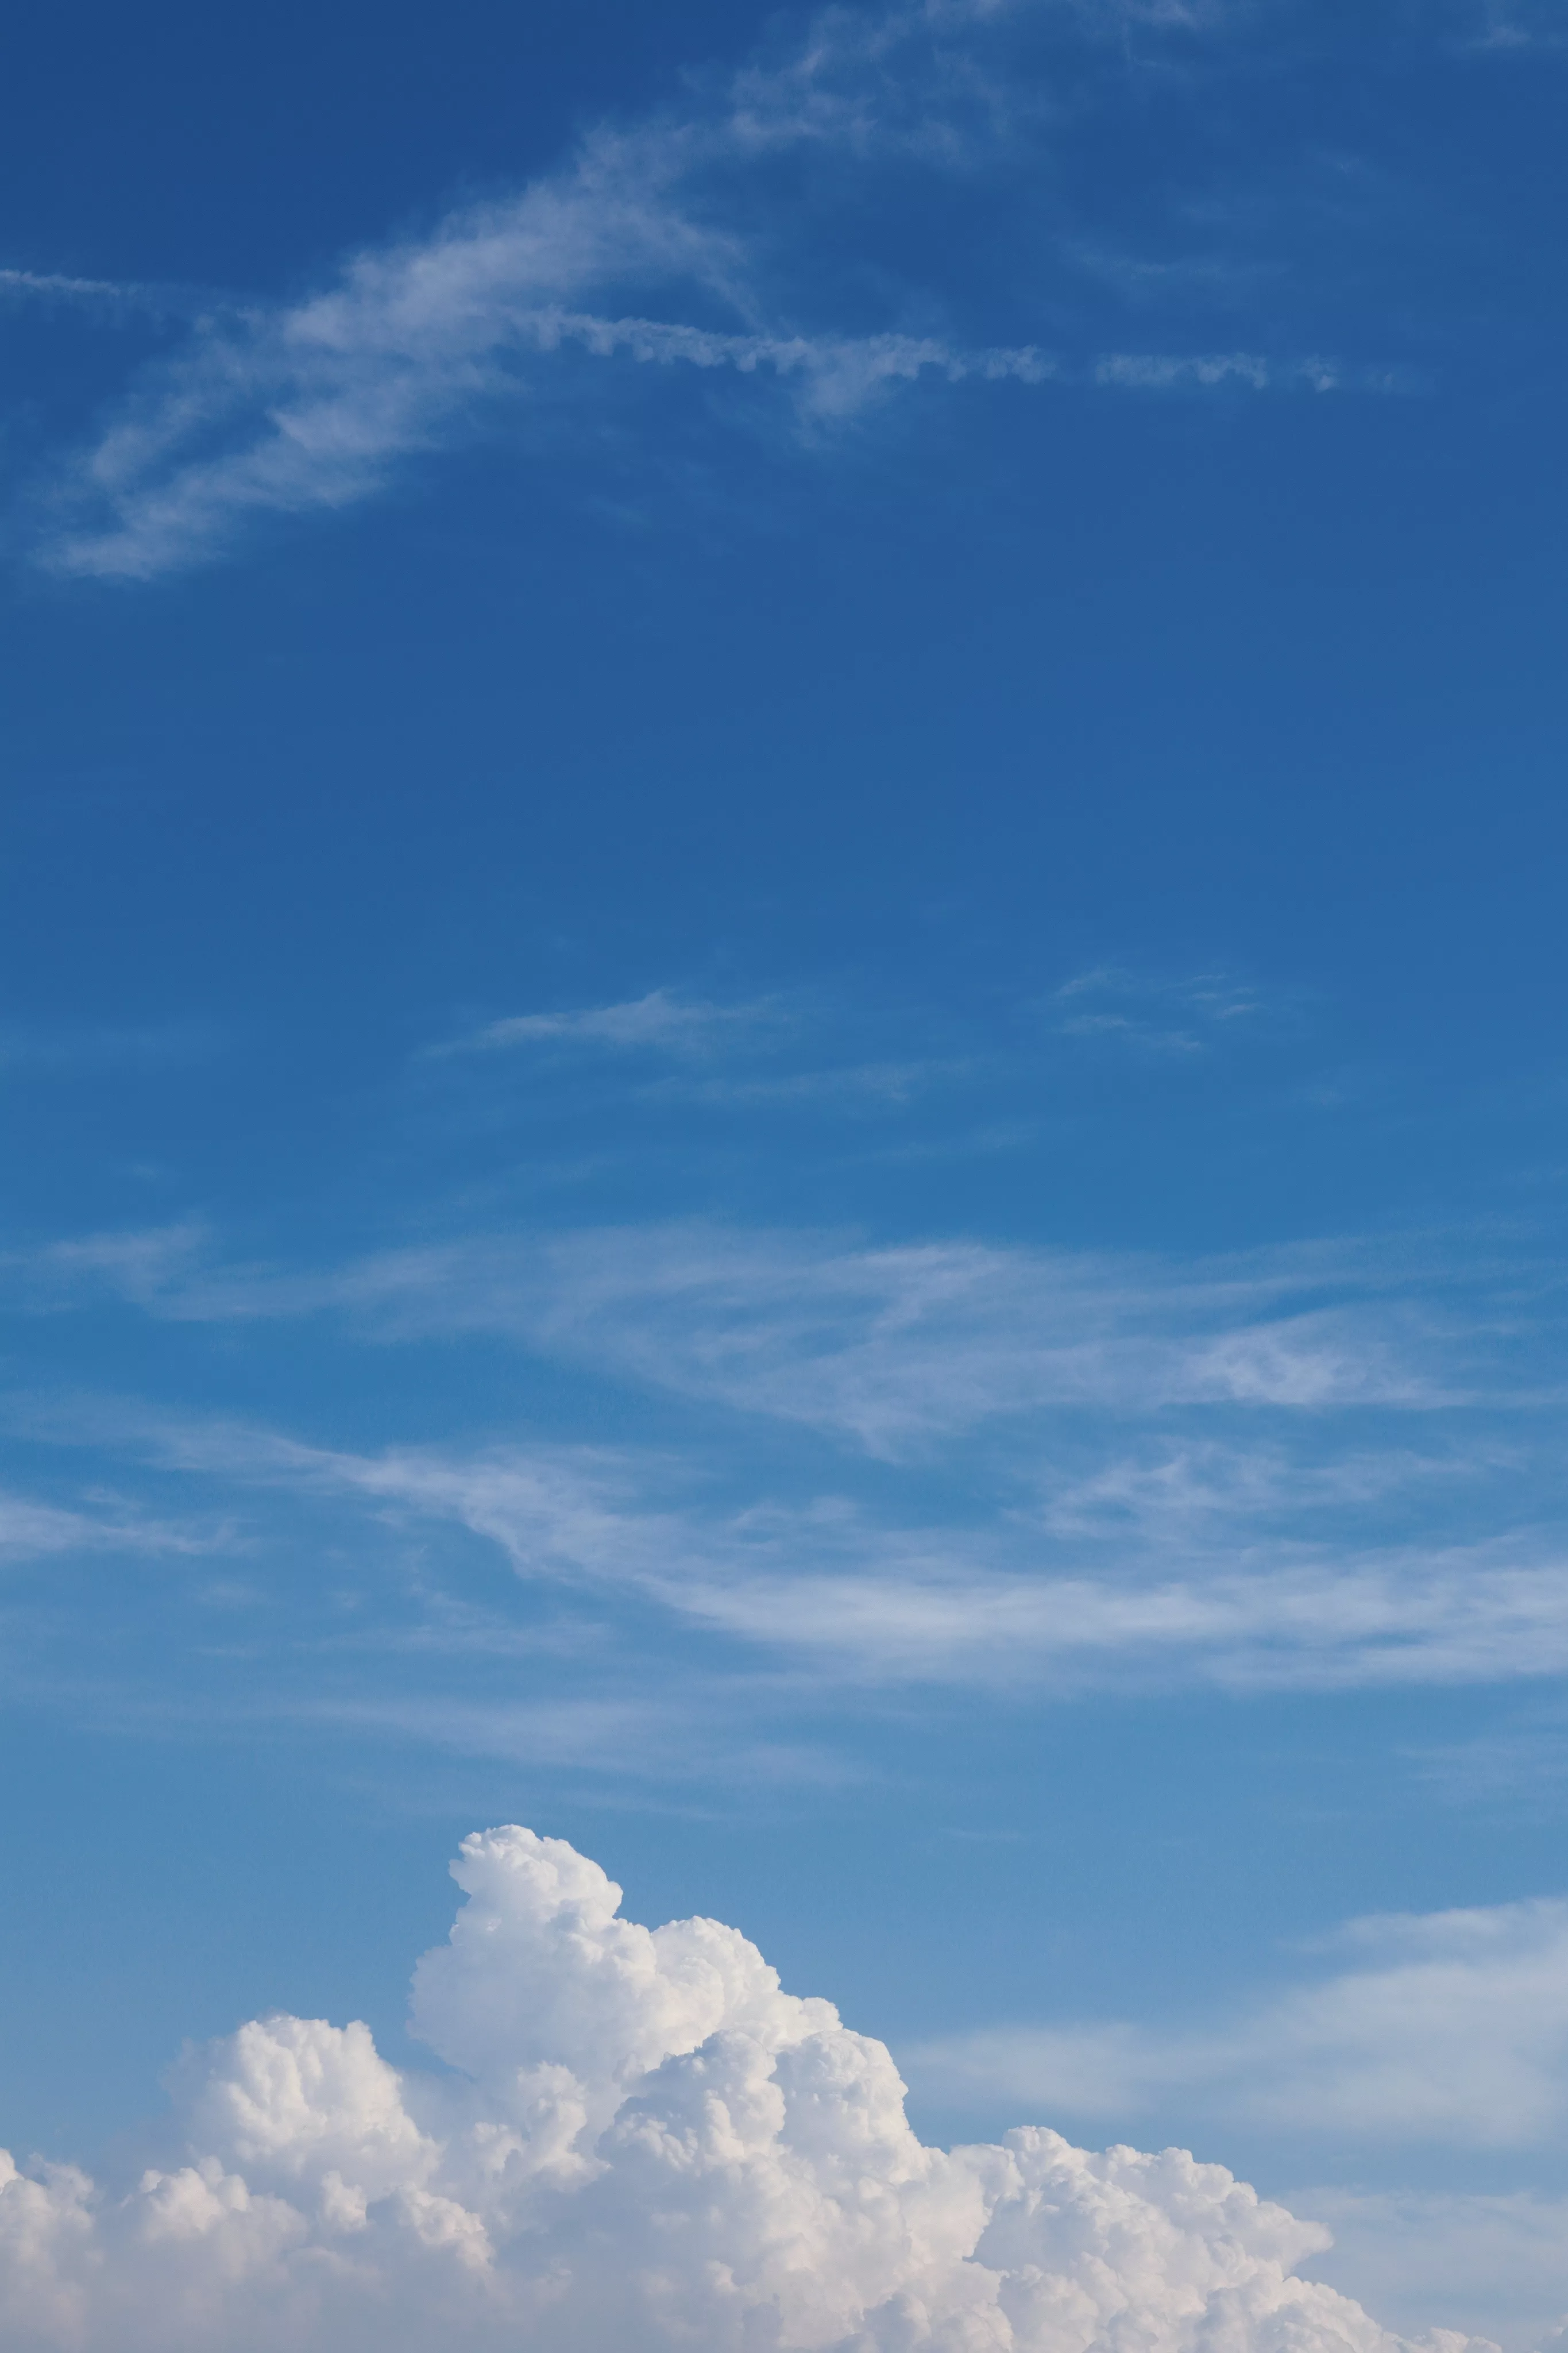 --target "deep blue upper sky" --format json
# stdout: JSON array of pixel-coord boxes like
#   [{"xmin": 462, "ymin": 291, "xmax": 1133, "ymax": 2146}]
[{"xmin": 5, "ymin": 2, "xmax": 1568, "ymax": 2340}]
